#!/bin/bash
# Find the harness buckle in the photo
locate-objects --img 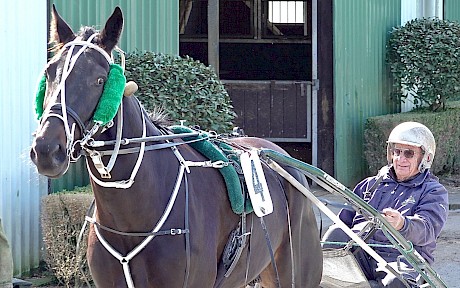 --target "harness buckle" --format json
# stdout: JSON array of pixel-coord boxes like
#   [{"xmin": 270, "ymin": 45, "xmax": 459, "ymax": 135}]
[
  {"xmin": 170, "ymin": 228, "xmax": 181, "ymax": 235},
  {"xmin": 81, "ymin": 124, "xmax": 101, "ymax": 147},
  {"xmin": 170, "ymin": 228, "xmax": 189, "ymax": 235},
  {"xmin": 211, "ymin": 160, "xmax": 228, "ymax": 168},
  {"xmin": 90, "ymin": 150, "xmax": 112, "ymax": 179}
]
